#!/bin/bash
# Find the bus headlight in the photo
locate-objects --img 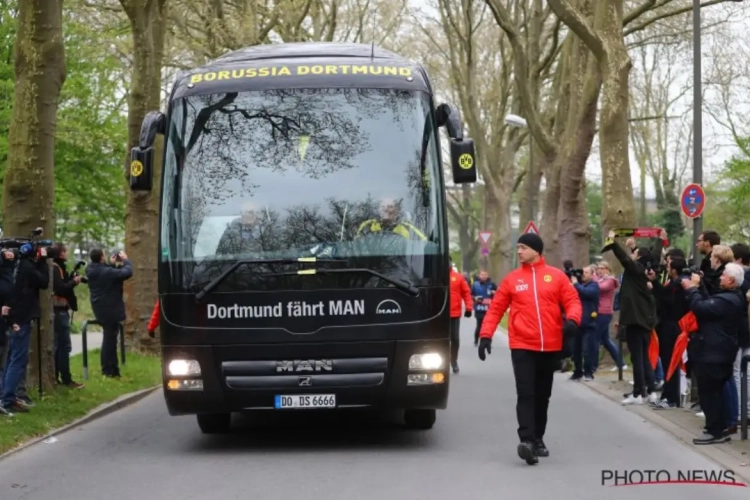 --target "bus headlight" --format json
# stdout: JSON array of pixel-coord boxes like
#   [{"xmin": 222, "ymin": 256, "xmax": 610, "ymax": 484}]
[
  {"xmin": 168, "ymin": 359, "xmax": 201, "ymax": 376},
  {"xmin": 409, "ymin": 353, "xmax": 444, "ymax": 370}
]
